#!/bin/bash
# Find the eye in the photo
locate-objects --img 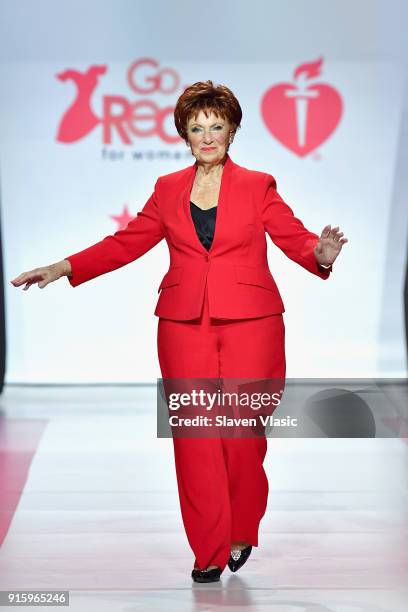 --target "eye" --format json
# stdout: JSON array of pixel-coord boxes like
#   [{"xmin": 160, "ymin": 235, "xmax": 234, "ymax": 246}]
[
  {"xmin": 191, "ymin": 126, "xmax": 202, "ymax": 133},
  {"xmin": 213, "ymin": 125, "xmax": 223, "ymax": 130}
]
